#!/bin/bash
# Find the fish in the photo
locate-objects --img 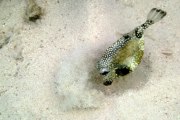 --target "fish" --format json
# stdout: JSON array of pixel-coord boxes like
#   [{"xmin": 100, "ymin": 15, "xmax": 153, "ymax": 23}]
[{"xmin": 96, "ymin": 8, "xmax": 167, "ymax": 86}]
